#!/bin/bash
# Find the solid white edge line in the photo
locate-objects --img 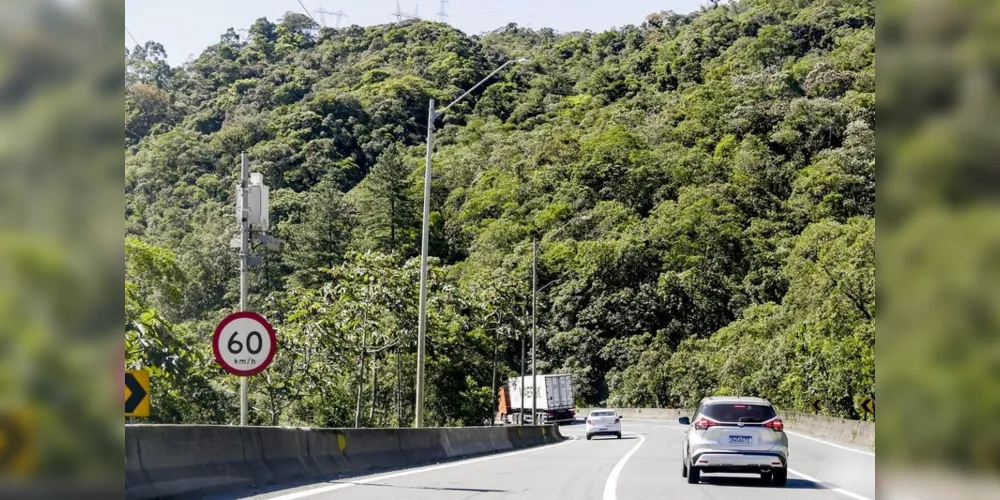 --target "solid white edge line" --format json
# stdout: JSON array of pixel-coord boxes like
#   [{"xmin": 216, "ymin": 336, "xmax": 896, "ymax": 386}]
[
  {"xmin": 788, "ymin": 468, "xmax": 873, "ymax": 500},
  {"xmin": 602, "ymin": 433, "xmax": 646, "ymax": 500},
  {"xmin": 269, "ymin": 437, "xmax": 578, "ymax": 500},
  {"xmin": 785, "ymin": 430, "xmax": 876, "ymax": 457}
]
